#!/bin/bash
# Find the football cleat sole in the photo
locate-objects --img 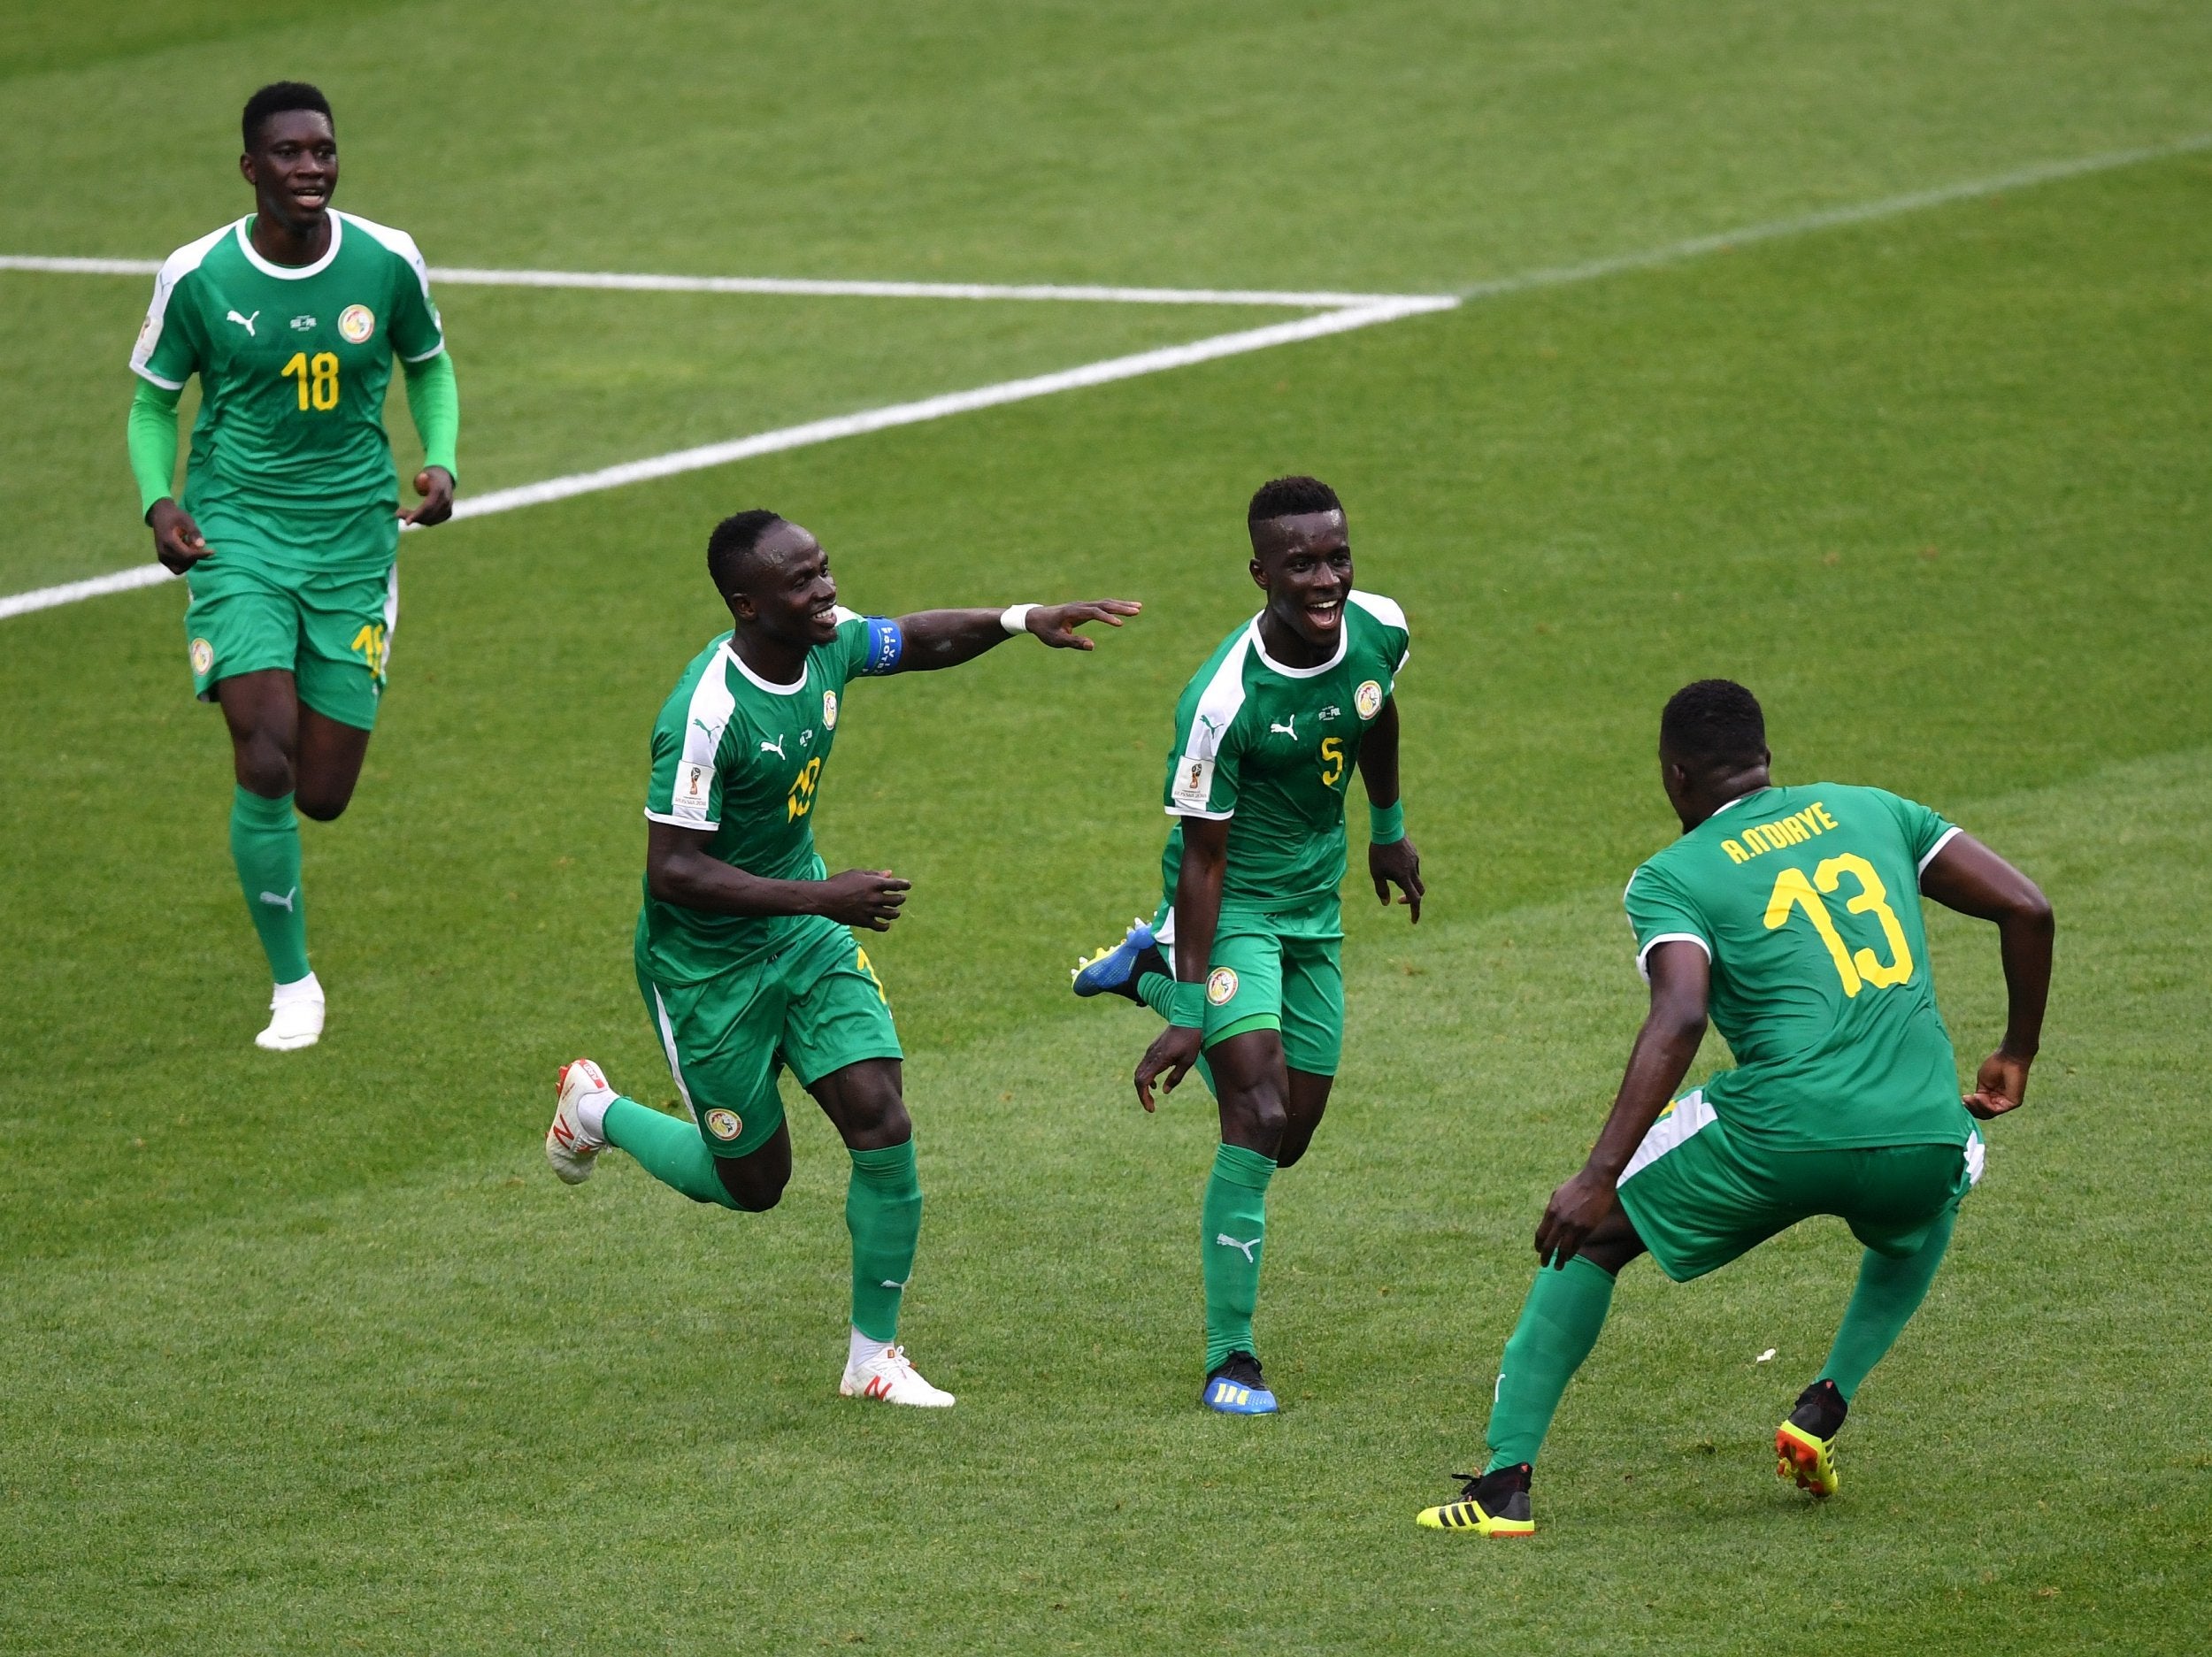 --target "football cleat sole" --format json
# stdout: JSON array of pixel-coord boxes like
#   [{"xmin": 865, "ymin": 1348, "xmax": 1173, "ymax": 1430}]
[{"xmin": 1776, "ymin": 1421, "xmax": 1840, "ymax": 1498}]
